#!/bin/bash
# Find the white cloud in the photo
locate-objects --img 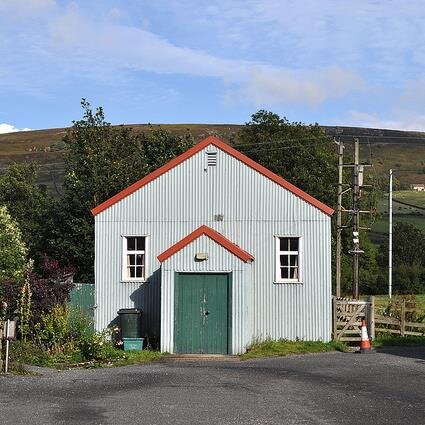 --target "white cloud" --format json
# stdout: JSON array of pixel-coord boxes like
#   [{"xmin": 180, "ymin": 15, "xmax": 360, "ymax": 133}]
[
  {"xmin": 0, "ymin": 0, "xmax": 56, "ymax": 20},
  {"xmin": 344, "ymin": 111, "xmax": 425, "ymax": 132},
  {"xmin": 0, "ymin": 2, "xmax": 365, "ymax": 107},
  {"xmin": 3, "ymin": 0, "xmax": 422, "ymax": 127},
  {"xmin": 42, "ymin": 7, "xmax": 364, "ymax": 107},
  {"xmin": 241, "ymin": 66, "xmax": 364, "ymax": 107},
  {"xmin": 344, "ymin": 76, "xmax": 425, "ymax": 131},
  {"xmin": 152, "ymin": 0, "xmax": 425, "ymax": 80},
  {"xmin": 0, "ymin": 123, "xmax": 32, "ymax": 134}
]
